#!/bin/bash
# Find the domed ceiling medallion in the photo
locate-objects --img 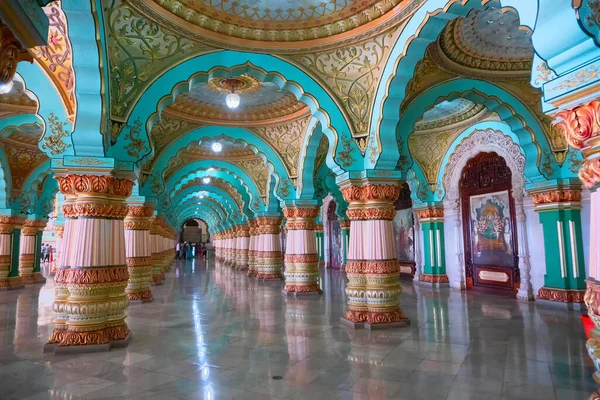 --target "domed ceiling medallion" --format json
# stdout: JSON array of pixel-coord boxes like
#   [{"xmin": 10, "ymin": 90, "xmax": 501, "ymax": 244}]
[{"xmin": 207, "ymin": 74, "xmax": 260, "ymax": 95}]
